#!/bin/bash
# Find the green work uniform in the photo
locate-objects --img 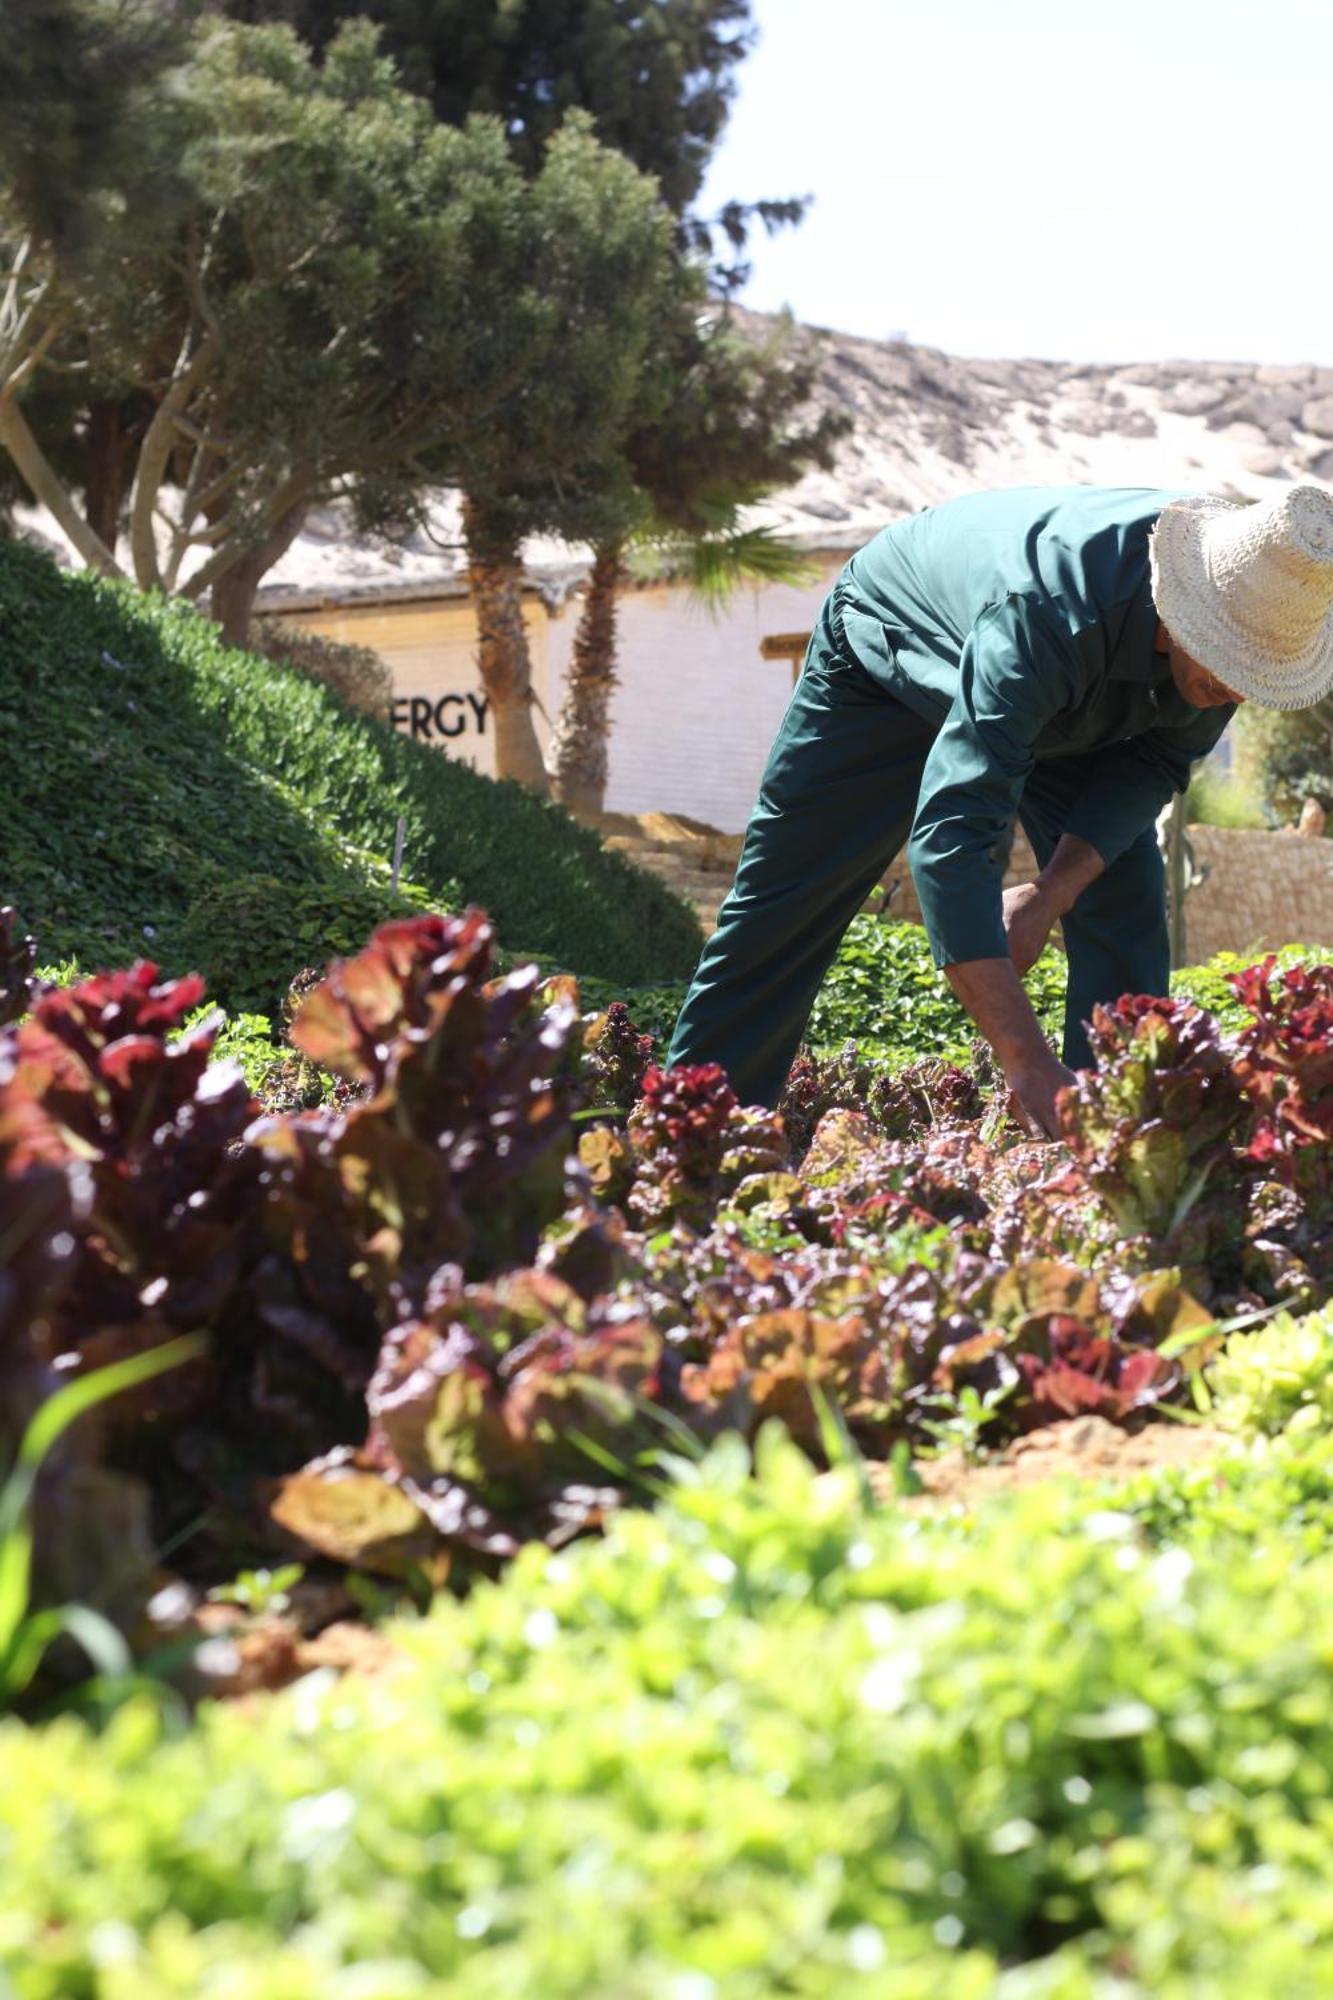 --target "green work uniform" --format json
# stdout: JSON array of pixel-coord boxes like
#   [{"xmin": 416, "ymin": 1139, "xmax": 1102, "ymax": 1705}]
[{"xmin": 668, "ymin": 485, "xmax": 1234, "ymax": 1106}]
